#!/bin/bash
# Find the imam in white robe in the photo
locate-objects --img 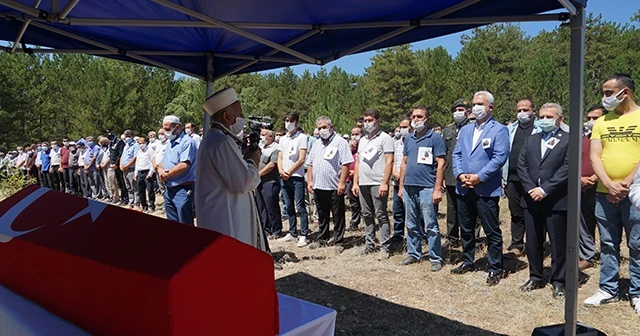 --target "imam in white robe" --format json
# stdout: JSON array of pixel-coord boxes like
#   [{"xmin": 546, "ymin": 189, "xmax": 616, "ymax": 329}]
[{"xmin": 195, "ymin": 124, "xmax": 265, "ymax": 250}]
